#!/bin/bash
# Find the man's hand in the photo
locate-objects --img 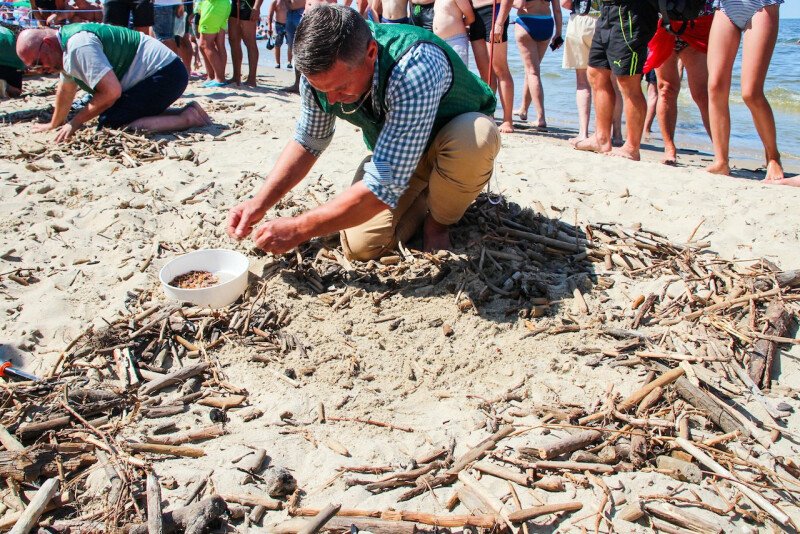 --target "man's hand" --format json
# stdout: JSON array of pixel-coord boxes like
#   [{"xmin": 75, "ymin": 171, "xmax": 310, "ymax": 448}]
[
  {"xmin": 492, "ymin": 22, "xmax": 504, "ymax": 42},
  {"xmin": 32, "ymin": 122, "xmax": 56, "ymax": 134},
  {"xmin": 227, "ymin": 198, "xmax": 267, "ymax": 240},
  {"xmin": 53, "ymin": 122, "xmax": 77, "ymax": 143},
  {"xmin": 250, "ymin": 9, "xmax": 260, "ymax": 21},
  {"xmin": 252, "ymin": 216, "xmax": 306, "ymax": 254}
]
